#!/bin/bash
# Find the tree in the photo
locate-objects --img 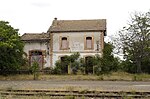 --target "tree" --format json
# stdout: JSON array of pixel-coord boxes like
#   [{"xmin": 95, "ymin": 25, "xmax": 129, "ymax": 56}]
[
  {"xmin": 0, "ymin": 21, "xmax": 24, "ymax": 74},
  {"xmin": 54, "ymin": 52, "xmax": 80, "ymax": 74},
  {"xmin": 54, "ymin": 43, "xmax": 119, "ymax": 75},
  {"xmin": 94, "ymin": 42, "xmax": 120, "ymax": 75},
  {"xmin": 117, "ymin": 11, "xmax": 150, "ymax": 73},
  {"xmin": 30, "ymin": 62, "xmax": 40, "ymax": 80}
]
